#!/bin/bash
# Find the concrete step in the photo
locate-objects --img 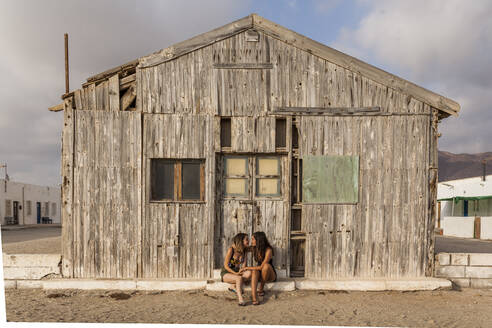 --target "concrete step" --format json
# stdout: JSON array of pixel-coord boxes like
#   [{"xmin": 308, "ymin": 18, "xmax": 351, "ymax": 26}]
[
  {"xmin": 4, "ymin": 277, "xmax": 451, "ymax": 291},
  {"xmin": 3, "ymin": 253, "xmax": 61, "ymax": 279},
  {"xmin": 295, "ymin": 278, "xmax": 452, "ymax": 291},
  {"xmin": 212, "ymin": 268, "xmax": 287, "ymax": 280},
  {"xmin": 206, "ymin": 279, "xmax": 295, "ymax": 292}
]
